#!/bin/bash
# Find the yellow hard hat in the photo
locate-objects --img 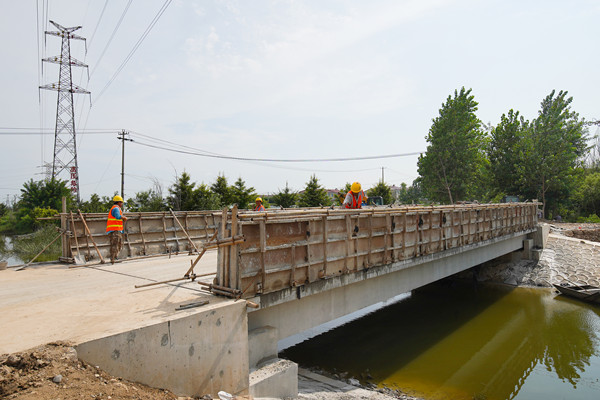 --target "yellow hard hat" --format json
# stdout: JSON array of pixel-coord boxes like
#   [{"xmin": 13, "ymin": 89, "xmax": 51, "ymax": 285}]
[
  {"xmin": 255, "ymin": 197, "xmax": 263, "ymax": 203},
  {"xmin": 113, "ymin": 195, "xmax": 124, "ymax": 202},
  {"xmin": 351, "ymin": 182, "xmax": 361, "ymax": 193}
]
